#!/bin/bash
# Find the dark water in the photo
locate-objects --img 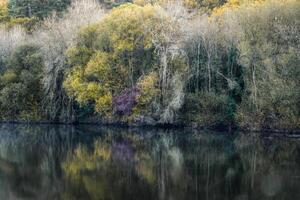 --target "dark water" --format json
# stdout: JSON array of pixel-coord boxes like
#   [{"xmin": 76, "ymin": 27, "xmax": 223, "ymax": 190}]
[{"xmin": 0, "ymin": 124, "xmax": 299, "ymax": 200}]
